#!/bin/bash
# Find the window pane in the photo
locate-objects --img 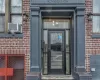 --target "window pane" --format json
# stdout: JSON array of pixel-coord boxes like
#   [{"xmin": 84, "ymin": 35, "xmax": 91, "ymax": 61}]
[
  {"xmin": 44, "ymin": 19, "xmax": 69, "ymax": 29},
  {"xmin": 66, "ymin": 30, "xmax": 69, "ymax": 52},
  {"xmin": 11, "ymin": 15, "xmax": 22, "ymax": 24},
  {"xmin": 93, "ymin": 0, "xmax": 100, "ymax": 13},
  {"xmin": 93, "ymin": 16, "xmax": 100, "ymax": 33},
  {"xmin": 0, "ymin": 16, "xmax": 5, "ymax": 32},
  {"xmin": 0, "ymin": 0, "xmax": 5, "ymax": 13},
  {"xmin": 11, "ymin": 0, "xmax": 22, "ymax": 13}
]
